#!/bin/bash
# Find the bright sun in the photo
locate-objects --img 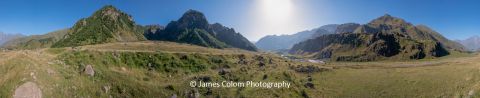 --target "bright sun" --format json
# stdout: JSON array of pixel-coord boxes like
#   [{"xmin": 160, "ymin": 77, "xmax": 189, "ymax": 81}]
[
  {"xmin": 260, "ymin": 0, "xmax": 293, "ymax": 22},
  {"xmin": 252, "ymin": 0, "xmax": 296, "ymax": 40},
  {"xmin": 249, "ymin": 0, "xmax": 309, "ymax": 41}
]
